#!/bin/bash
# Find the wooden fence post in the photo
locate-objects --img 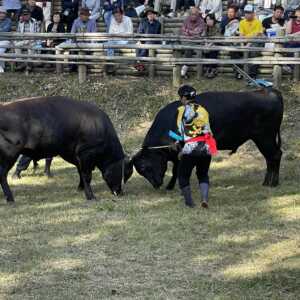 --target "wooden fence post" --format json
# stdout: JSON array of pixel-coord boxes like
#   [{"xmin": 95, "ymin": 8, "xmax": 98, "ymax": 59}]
[
  {"xmin": 196, "ymin": 50, "xmax": 203, "ymax": 79},
  {"xmin": 149, "ymin": 49, "xmax": 156, "ymax": 78},
  {"xmin": 78, "ymin": 51, "xmax": 87, "ymax": 83},
  {"xmin": 243, "ymin": 51, "xmax": 249, "ymax": 74},
  {"xmin": 56, "ymin": 48, "xmax": 62, "ymax": 74},
  {"xmin": 273, "ymin": 43, "xmax": 282, "ymax": 88},
  {"xmin": 293, "ymin": 52, "xmax": 300, "ymax": 81},
  {"xmin": 173, "ymin": 50, "xmax": 181, "ymax": 87}
]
